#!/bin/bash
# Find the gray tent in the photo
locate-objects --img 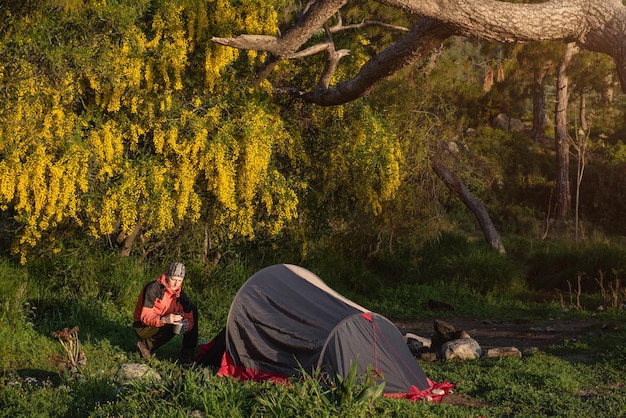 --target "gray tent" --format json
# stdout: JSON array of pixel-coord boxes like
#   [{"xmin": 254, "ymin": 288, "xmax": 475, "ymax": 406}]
[{"xmin": 217, "ymin": 264, "xmax": 433, "ymax": 396}]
